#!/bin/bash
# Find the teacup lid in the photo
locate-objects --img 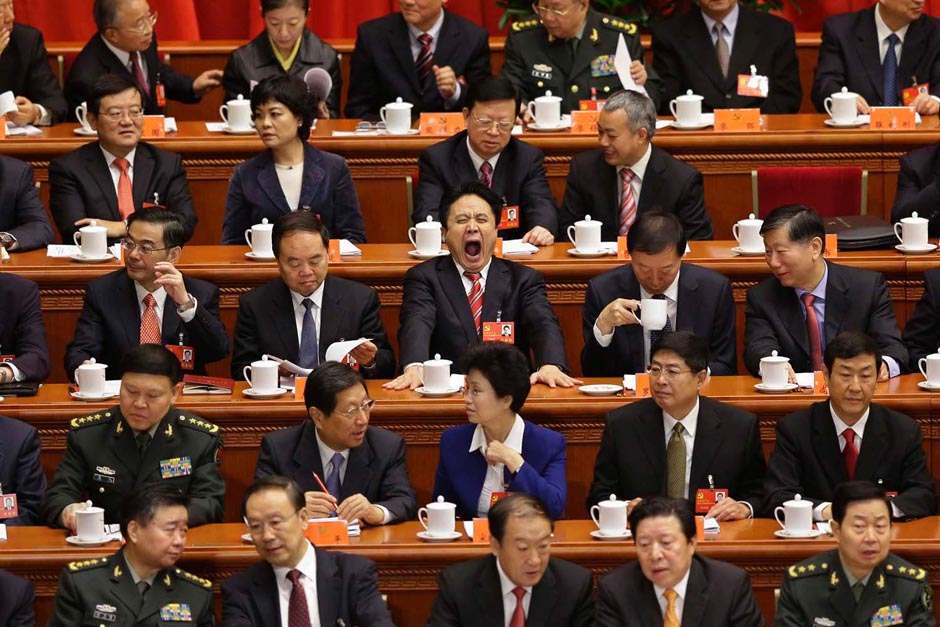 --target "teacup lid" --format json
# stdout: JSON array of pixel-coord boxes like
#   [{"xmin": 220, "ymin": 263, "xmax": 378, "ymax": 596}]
[
  {"xmin": 254, "ymin": 217, "xmax": 273, "ymax": 230},
  {"xmin": 387, "ymin": 97, "xmax": 413, "ymax": 109},
  {"xmin": 833, "ymin": 86, "xmax": 857, "ymax": 98},
  {"xmin": 576, "ymin": 214, "xmax": 600, "ymax": 225},
  {"xmin": 738, "ymin": 212, "xmax": 763, "ymax": 225},
  {"xmin": 902, "ymin": 211, "xmax": 928, "ymax": 223},
  {"xmin": 536, "ymin": 90, "xmax": 561, "ymax": 102},
  {"xmin": 428, "ymin": 495, "xmax": 455, "ymax": 508},
  {"xmin": 425, "ymin": 353, "xmax": 452, "ymax": 366},
  {"xmin": 417, "ymin": 215, "xmax": 441, "ymax": 228},
  {"xmin": 678, "ymin": 89, "xmax": 703, "ymax": 101},
  {"xmin": 600, "ymin": 494, "xmax": 625, "ymax": 505},
  {"xmin": 83, "ymin": 220, "xmax": 103, "ymax": 230},
  {"xmin": 761, "ymin": 349, "xmax": 789, "ymax": 363},
  {"xmin": 785, "ymin": 493, "xmax": 811, "ymax": 507},
  {"xmin": 228, "ymin": 94, "xmax": 249, "ymax": 105}
]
